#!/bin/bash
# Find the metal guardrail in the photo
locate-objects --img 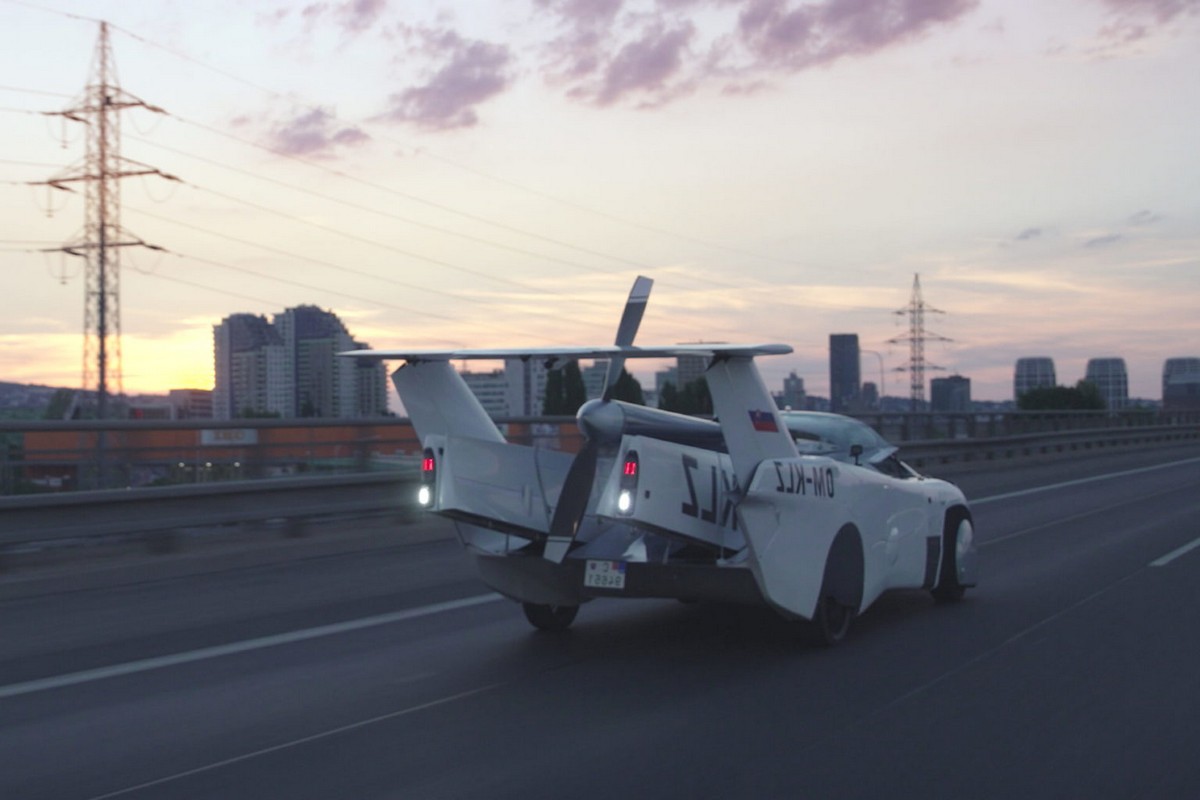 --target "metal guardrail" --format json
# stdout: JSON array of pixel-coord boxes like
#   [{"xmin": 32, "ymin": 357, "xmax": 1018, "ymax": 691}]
[
  {"xmin": 2, "ymin": 419, "xmax": 1197, "ymax": 555},
  {"xmin": 0, "ymin": 471, "xmax": 417, "ymax": 549},
  {"xmin": 901, "ymin": 423, "xmax": 1200, "ymax": 469},
  {"xmin": 4, "ymin": 410, "xmax": 1198, "ymax": 495}
]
